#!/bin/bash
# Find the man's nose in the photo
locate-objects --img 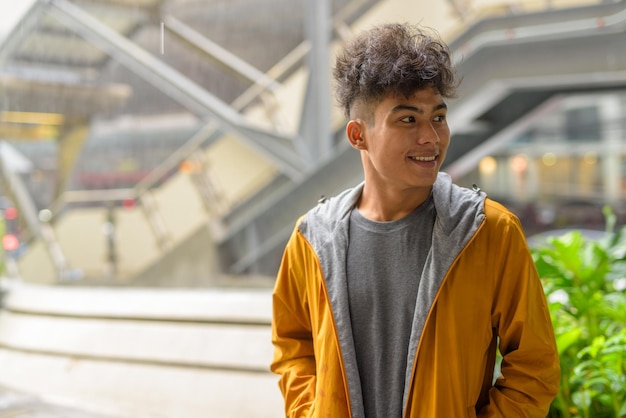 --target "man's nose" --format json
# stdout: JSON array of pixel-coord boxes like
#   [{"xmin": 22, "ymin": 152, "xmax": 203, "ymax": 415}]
[{"xmin": 416, "ymin": 122, "xmax": 439, "ymax": 144}]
